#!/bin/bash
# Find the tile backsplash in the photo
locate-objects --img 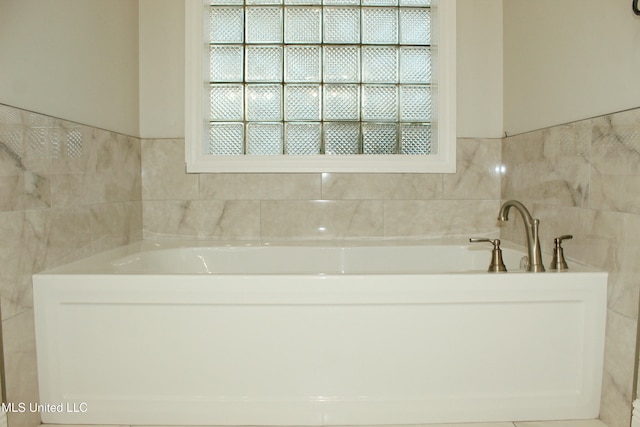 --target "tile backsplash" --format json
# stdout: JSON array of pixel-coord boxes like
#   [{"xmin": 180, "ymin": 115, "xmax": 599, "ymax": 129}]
[
  {"xmin": 1, "ymin": 102, "xmax": 640, "ymax": 427},
  {"xmin": 141, "ymin": 137, "xmax": 503, "ymax": 240}
]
